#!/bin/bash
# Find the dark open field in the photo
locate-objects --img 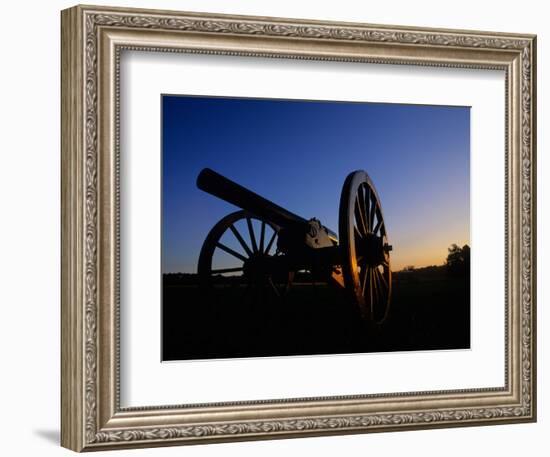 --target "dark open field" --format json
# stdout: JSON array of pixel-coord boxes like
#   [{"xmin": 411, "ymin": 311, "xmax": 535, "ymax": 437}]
[{"xmin": 162, "ymin": 267, "xmax": 470, "ymax": 361}]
